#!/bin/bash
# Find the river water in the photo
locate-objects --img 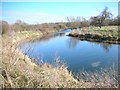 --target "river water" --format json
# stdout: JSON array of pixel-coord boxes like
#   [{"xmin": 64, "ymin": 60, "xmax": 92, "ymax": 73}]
[{"xmin": 19, "ymin": 30, "xmax": 119, "ymax": 74}]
